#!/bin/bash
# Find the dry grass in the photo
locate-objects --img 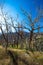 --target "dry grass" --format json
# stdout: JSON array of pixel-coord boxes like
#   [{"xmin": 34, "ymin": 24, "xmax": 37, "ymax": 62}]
[
  {"xmin": 0, "ymin": 47, "xmax": 10, "ymax": 65},
  {"xmin": 9, "ymin": 48, "xmax": 43, "ymax": 65},
  {"xmin": 0, "ymin": 46, "xmax": 43, "ymax": 65}
]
